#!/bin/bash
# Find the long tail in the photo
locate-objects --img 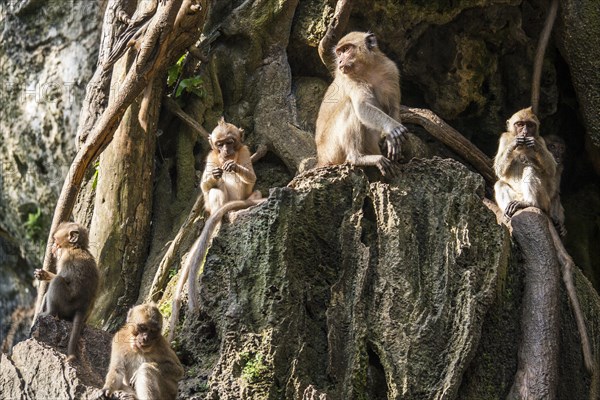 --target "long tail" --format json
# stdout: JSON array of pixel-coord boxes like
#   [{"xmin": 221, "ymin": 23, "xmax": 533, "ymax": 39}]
[
  {"xmin": 531, "ymin": 0, "xmax": 559, "ymax": 114},
  {"xmin": 167, "ymin": 197, "xmax": 264, "ymax": 341},
  {"xmin": 67, "ymin": 311, "xmax": 84, "ymax": 361}
]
